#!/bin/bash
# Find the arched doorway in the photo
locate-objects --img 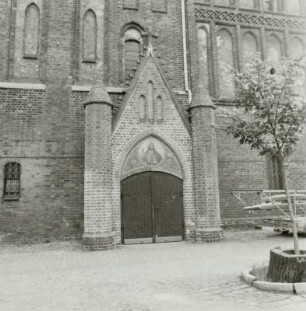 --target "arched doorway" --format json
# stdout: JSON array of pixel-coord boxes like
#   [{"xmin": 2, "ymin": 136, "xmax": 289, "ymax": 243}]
[{"xmin": 121, "ymin": 172, "xmax": 184, "ymax": 244}]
